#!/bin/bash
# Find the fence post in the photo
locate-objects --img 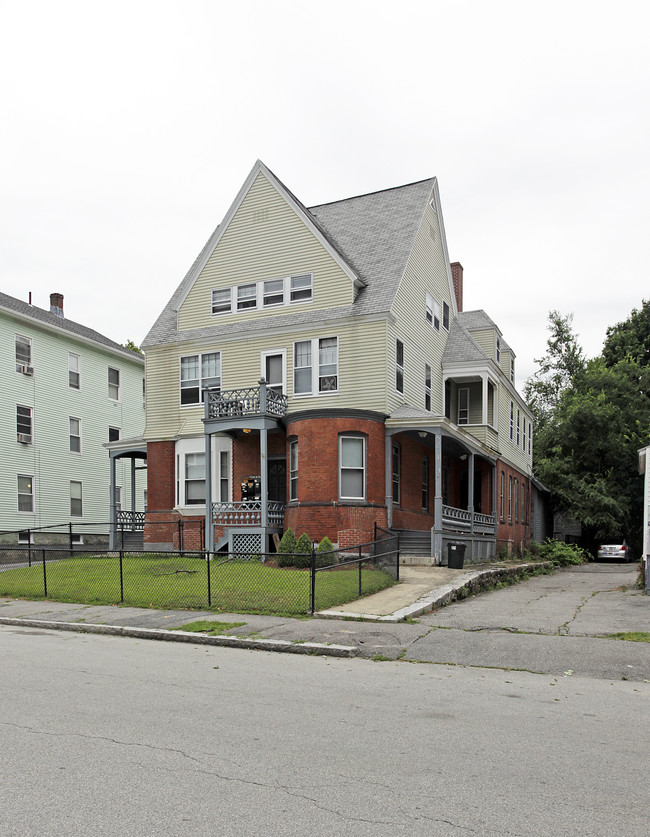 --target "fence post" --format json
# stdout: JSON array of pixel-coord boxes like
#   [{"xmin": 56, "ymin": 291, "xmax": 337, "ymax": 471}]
[
  {"xmin": 396, "ymin": 544, "xmax": 400, "ymax": 582},
  {"xmin": 310, "ymin": 544, "xmax": 316, "ymax": 614},
  {"xmin": 28, "ymin": 531, "xmax": 32, "ymax": 567},
  {"xmin": 178, "ymin": 520, "xmax": 182, "ymax": 555},
  {"xmin": 119, "ymin": 550, "xmax": 124, "ymax": 603},
  {"xmin": 358, "ymin": 545, "xmax": 362, "ymax": 597},
  {"xmin": 42, "ymin": 549, "xmax": 47, "ymax": 597},
  {"xmin": 207, "ymin": 551, "xmax": 211, "ymax": 607},
  {"xmin": 69, "ymin": 522, "xmax": 73, "ymax": 556}
]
